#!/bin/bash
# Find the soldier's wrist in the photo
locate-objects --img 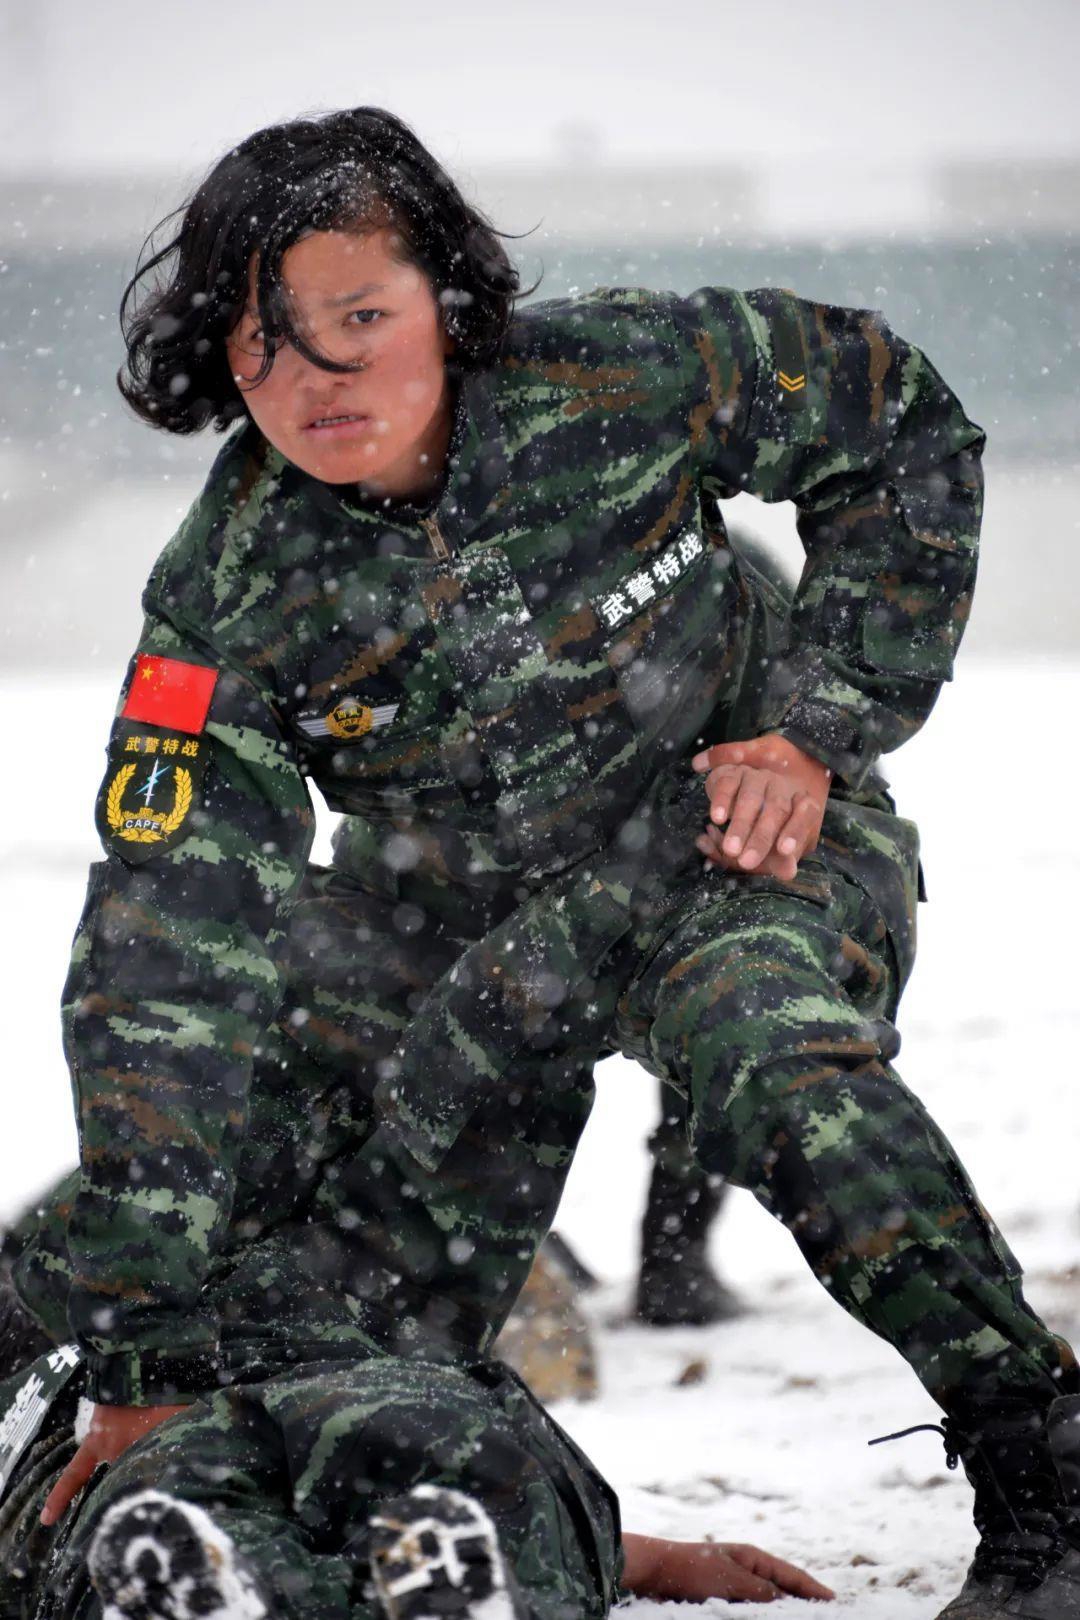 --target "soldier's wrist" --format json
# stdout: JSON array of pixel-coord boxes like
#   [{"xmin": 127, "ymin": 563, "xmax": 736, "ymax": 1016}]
[{"xmin": 84, "ymin": 1343, "xmax": 225, "ymax": 1407}]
